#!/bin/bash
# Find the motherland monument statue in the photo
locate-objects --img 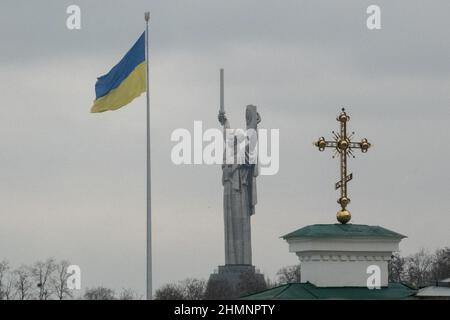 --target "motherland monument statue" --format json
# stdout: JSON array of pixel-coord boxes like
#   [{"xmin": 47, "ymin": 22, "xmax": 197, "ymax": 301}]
[{"xmin": 205, "ymin": 69, "xmax": 266, "ymax": 299}]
